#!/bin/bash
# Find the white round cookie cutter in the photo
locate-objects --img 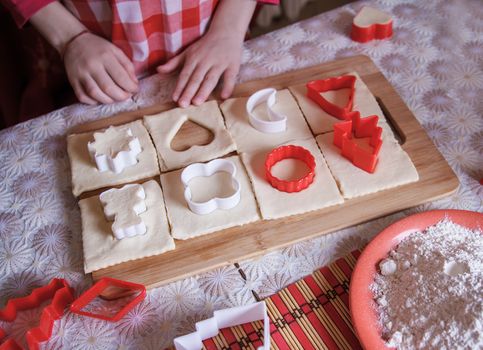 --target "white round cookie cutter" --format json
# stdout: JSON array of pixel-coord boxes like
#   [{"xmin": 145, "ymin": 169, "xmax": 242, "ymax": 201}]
[
  {"xmin": 181, "ymin": 158, "xmax": 241, "ymax": 215},
  {"xmin": 246, "ymin": 88, "xmax": 287, "ymax": 133},
  {"xmin": 87, "ymin": 127, "xmax": 142, "ymax": 174},
  {"xmin": 174, "ymin": 301, "xmax": 270, "ymax": 350}
]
